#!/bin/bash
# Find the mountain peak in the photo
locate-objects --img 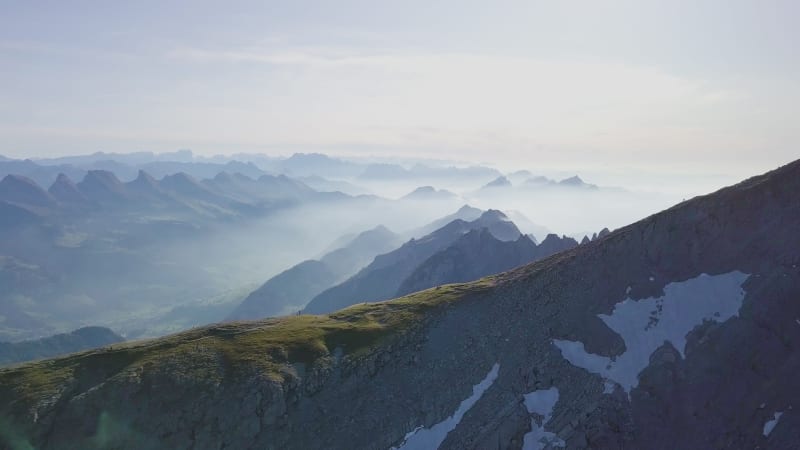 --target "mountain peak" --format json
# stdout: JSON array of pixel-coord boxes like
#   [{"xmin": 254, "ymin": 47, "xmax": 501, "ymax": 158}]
[
  {"xmin": 0, "ymin": 174, "xmax": 56, "ymax": 208},
  {"xmin": 402, "ymin": 186, "xmax": 456, "ymax": 200},
  {"xmin": 558, "ymin": 175, "xmax": 597, "ymax": 189},
  {"xmin": 482, "ymin": 176, "xmax": 512, "ymax": 189},
  {"xmin": 48, "ymin": 173, "xmax": 87, "ymax": 203},
  {"xmin": 77, "ymin": 170, "xmax": 127, "ymax": 202},
  {"xmin": 478, "ymin": 209, "xmax": 509, "ymax": 221}
]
